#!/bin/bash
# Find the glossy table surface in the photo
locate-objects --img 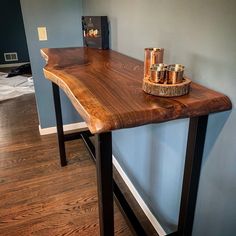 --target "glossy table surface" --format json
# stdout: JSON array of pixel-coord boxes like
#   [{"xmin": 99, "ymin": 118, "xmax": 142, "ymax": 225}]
[{"xmin": 41, "ymin": 47, "xmax": 232, "ymax": 134}]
